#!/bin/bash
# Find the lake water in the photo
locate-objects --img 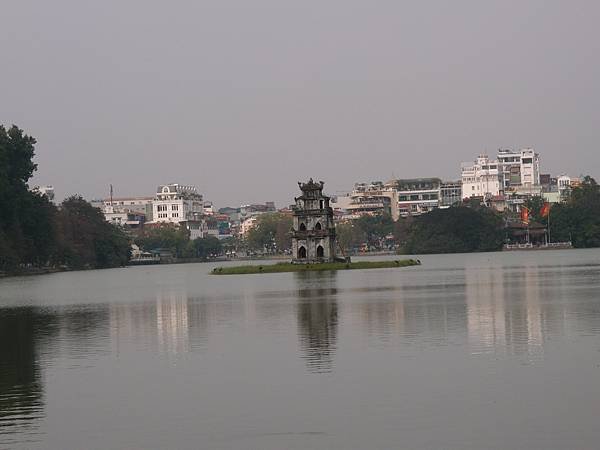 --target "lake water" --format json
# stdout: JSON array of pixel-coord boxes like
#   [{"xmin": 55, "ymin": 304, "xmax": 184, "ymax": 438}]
[{"xmin": 1, "ymin": 250, "xmax": 600, "ymax": 450}]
